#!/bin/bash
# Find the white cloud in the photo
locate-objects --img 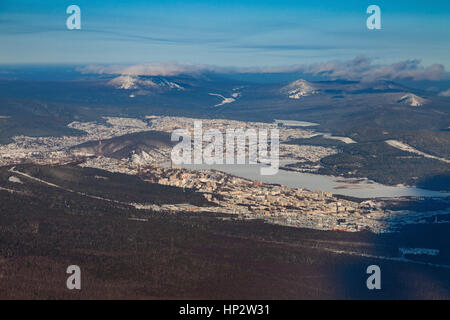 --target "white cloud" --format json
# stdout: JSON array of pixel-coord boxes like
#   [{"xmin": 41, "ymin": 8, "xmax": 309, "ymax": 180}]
[
  {"xmin": 288, "ymin": 57, "xmax": 447, "ymax": 82},
  {"xmin": 77, "ymin": 57, "xmax": 448, "ymax": 82},
  {"xmin": 78, "ymin": 62, "xmax": 208, "ymax": 76}
]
